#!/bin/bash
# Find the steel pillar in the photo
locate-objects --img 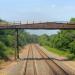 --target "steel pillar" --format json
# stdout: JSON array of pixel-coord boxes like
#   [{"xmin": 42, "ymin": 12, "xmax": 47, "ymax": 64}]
[{"xmin": 16, "ymin": 29, "xmax": 19, "ymax": 59}]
